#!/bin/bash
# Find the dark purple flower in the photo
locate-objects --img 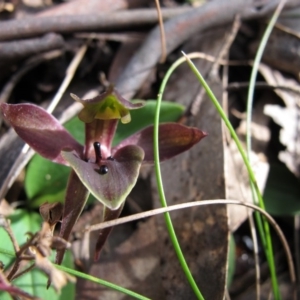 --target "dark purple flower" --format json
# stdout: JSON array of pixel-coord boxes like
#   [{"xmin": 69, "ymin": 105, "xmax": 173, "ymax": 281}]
[{"xmin": 0, "ymin": 86, "xmax": 207, "ymax": 261}]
